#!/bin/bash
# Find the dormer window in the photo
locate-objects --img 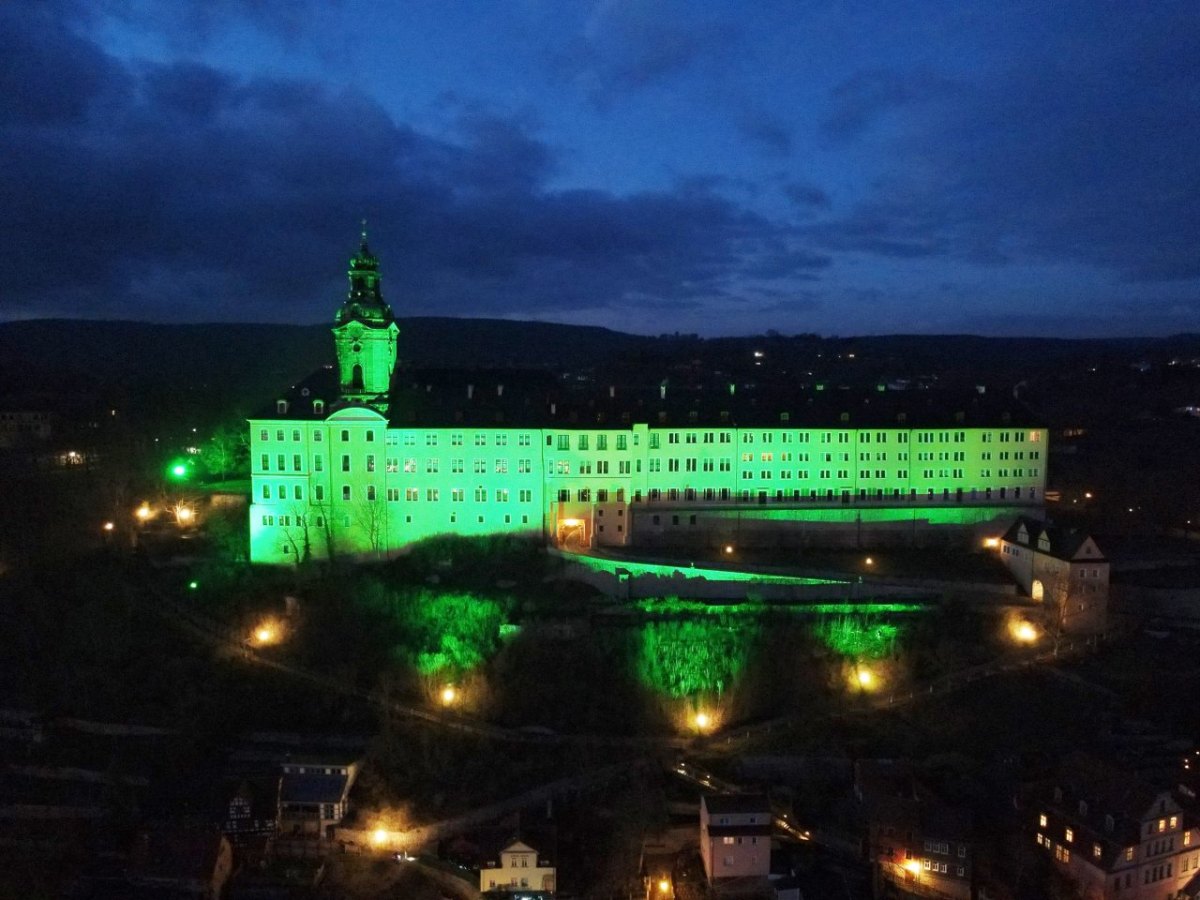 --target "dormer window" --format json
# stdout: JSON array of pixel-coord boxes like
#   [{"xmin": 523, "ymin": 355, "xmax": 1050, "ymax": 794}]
[
  {"xmin": 313, "ymin": 400, "xmax": 325, "ymax": 414},
  {"xmin": 276, "ymin": 400, "xmax": 288, "ymax": 414}
]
